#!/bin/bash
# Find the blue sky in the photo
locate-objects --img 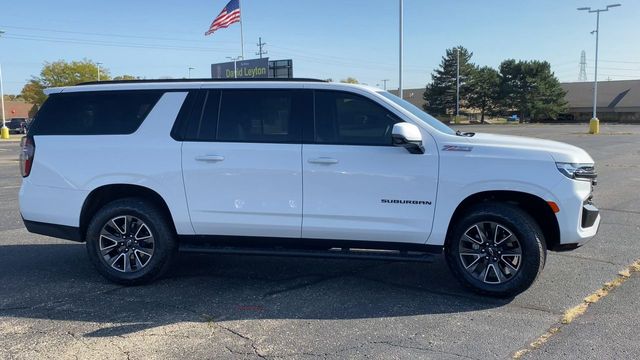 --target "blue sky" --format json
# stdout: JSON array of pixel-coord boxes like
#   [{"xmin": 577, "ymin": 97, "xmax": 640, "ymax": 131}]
[{"xmin": 1, "ymin": 0, "xmax": 639, "ymax": 94}]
